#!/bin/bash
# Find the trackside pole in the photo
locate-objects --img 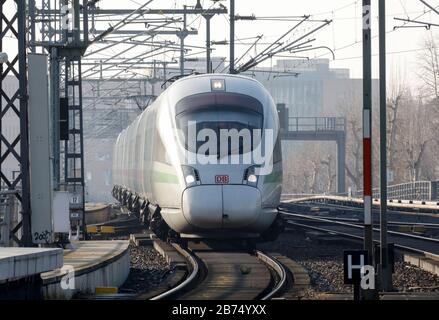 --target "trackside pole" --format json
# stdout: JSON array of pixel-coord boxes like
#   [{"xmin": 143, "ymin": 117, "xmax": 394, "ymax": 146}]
[
  {"xmin": 354, "ymin": 284, "xmax": 360, "ymax": 301},
  {"xmin": 229, "ymin": 0, "xmax": 235, "ymax": 74},
  {"xmin": 362, "ymin": 0, "xmax": 376, "ymax": 300},
  {"xmin": 378, "ymin": 0, "xmax": 392, "ymax": 292}
]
